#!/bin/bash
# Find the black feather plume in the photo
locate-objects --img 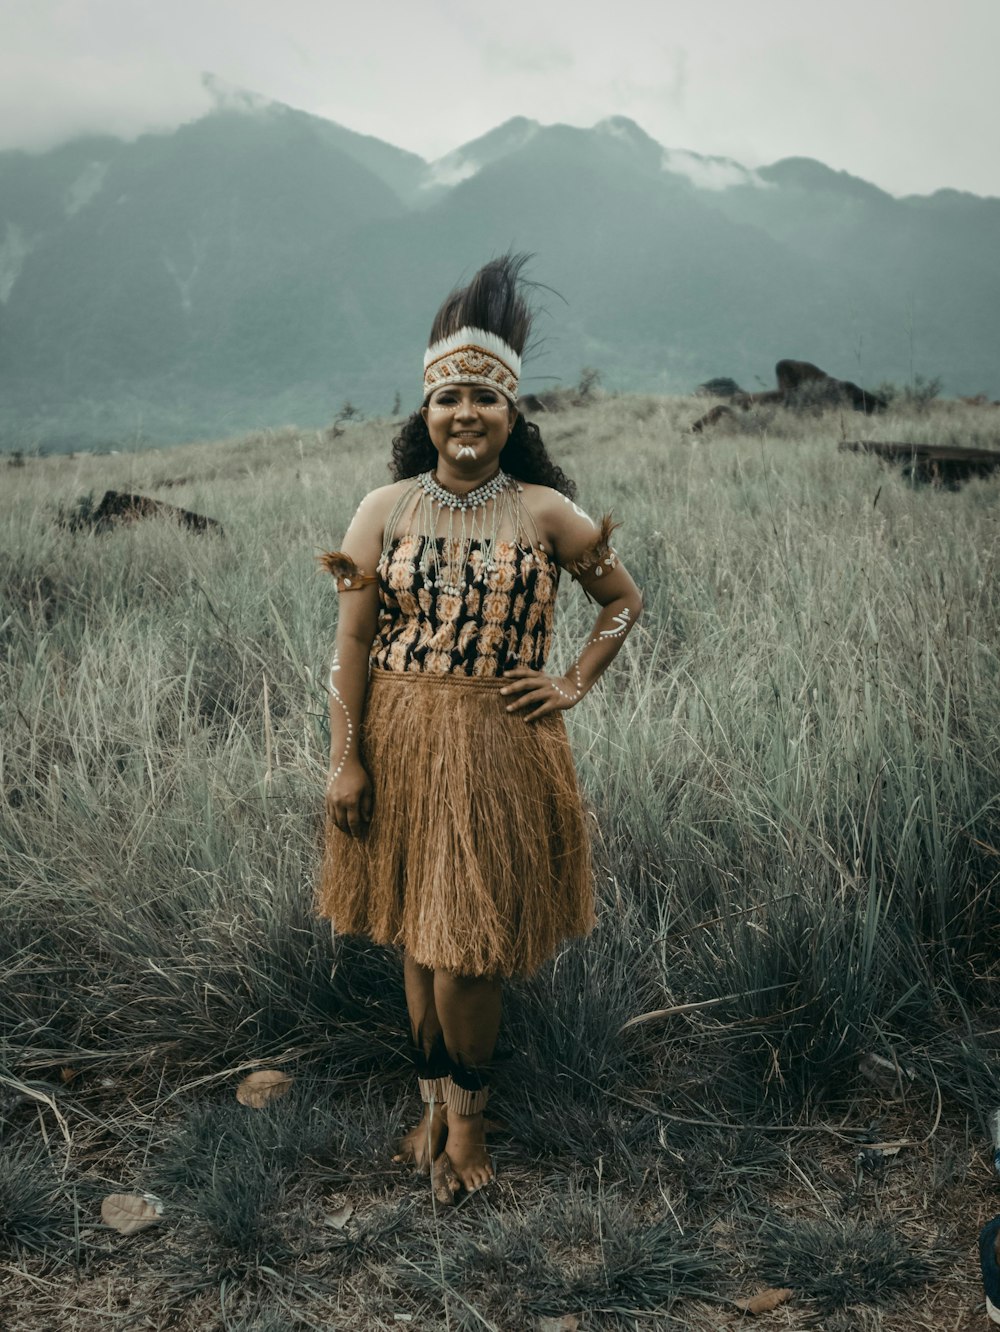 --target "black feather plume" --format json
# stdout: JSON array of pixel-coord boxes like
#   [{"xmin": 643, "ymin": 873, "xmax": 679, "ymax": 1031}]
[{"xmin": 428, "ymin": 253, "xmax": 534, "ymax": 357}]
